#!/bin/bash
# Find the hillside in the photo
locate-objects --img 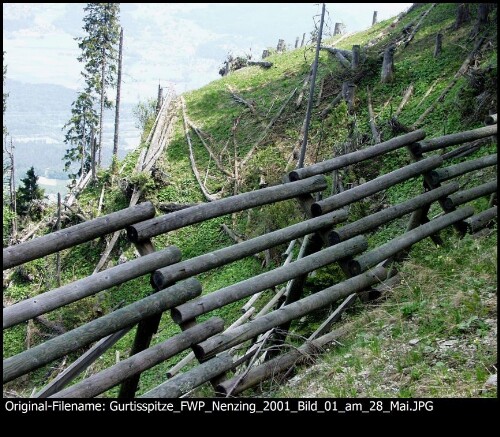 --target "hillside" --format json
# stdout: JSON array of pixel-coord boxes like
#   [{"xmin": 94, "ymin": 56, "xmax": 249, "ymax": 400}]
[{"xmin": 3, "ymin": 3, "xmax": 497, "ymax": 399}]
